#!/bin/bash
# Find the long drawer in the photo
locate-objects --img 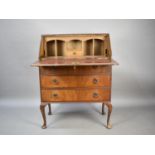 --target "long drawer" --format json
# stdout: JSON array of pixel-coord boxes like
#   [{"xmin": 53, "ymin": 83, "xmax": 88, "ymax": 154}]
[
  {"xmin": 40, "ymin": 66, "xmax": 111, "ymax": 75},
  {"xmin": 40, "ymin": 75, "xmax": 111, "ymax": 88},
  {"xmin": 41, "ymin": 88, "xmax": 110, "ymax": 102}
]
